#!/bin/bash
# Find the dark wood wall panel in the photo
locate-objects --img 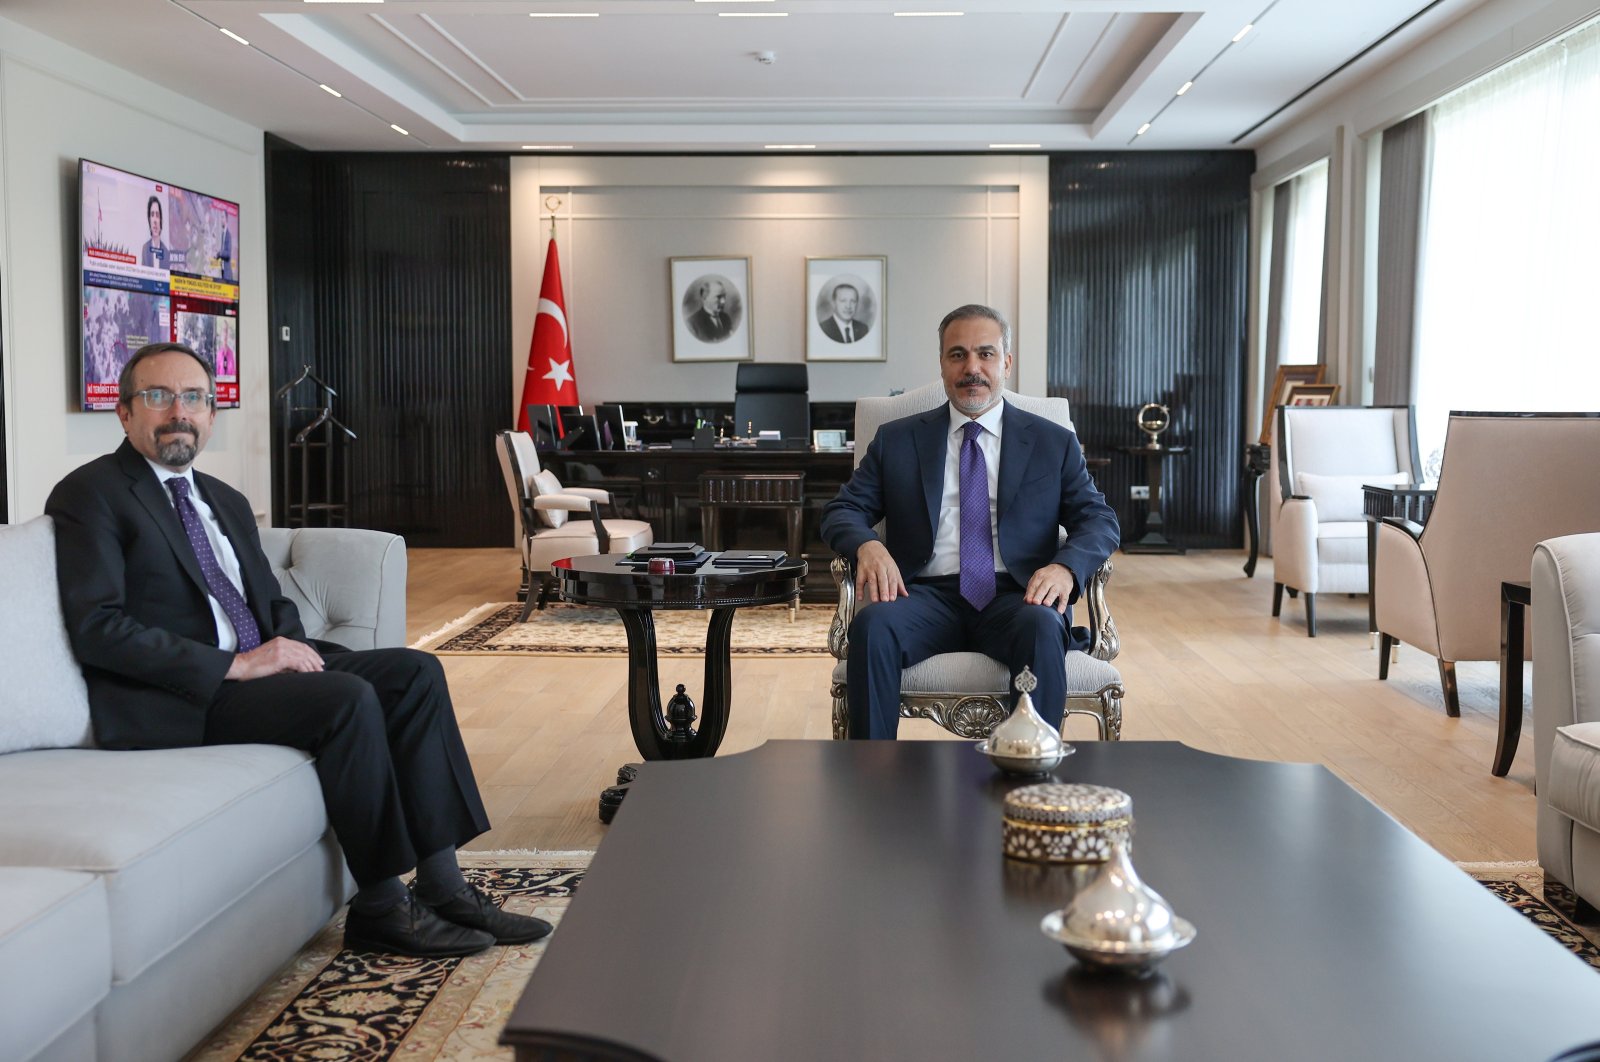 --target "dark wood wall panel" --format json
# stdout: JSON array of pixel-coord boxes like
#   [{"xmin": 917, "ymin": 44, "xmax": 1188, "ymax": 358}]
[
  {"xmin": 267, "ymin": 143, "xmax": 509, "ymax": 547},
  {"xmin": 1048, "ymin": 152, "xmax": 1252, "ymax": 549}
]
